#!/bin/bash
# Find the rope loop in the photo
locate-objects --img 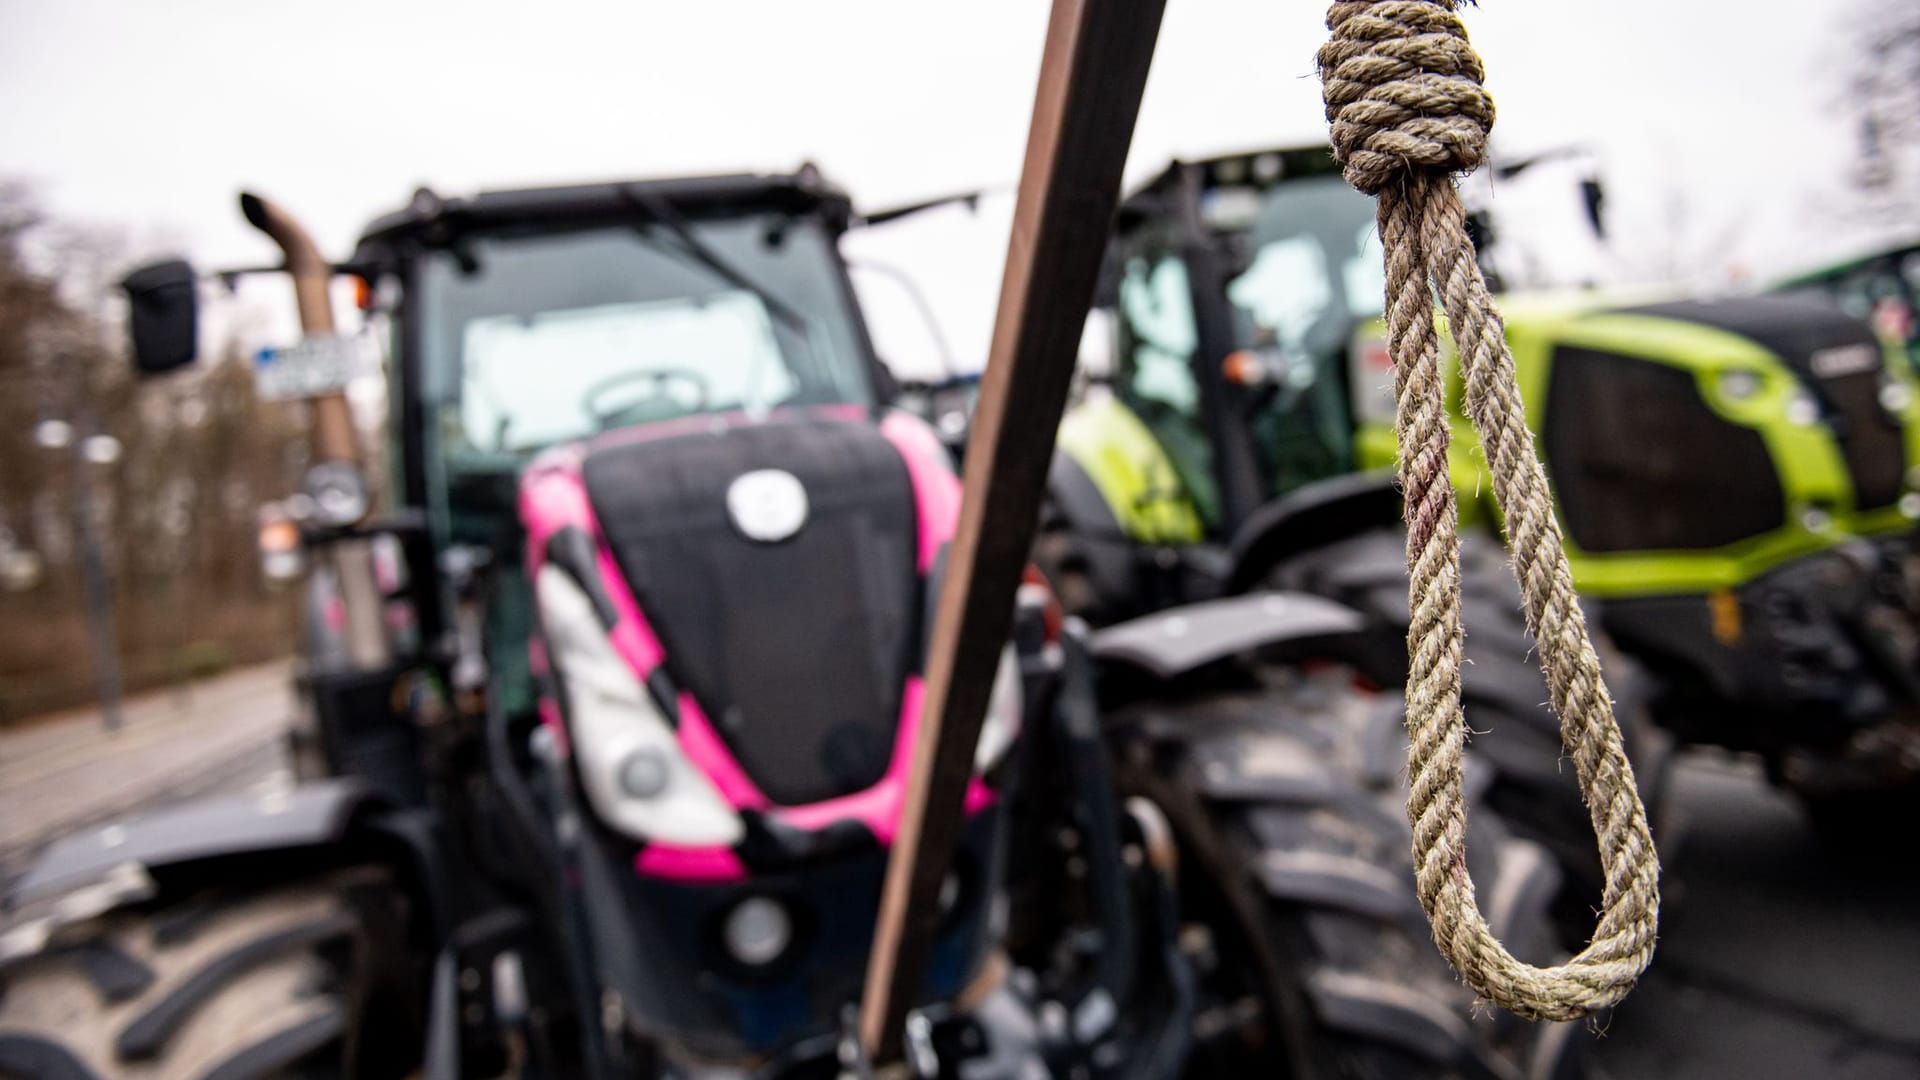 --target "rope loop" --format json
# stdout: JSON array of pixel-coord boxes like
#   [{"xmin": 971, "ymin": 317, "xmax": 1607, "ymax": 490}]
[
  {"xmin": 1319, "ymin": 0, "xmax": 1660, "ymax": 1023},
  {"xmin": 1319, "ymin": 0, "xmax": 1494, "ymax": 194}
]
